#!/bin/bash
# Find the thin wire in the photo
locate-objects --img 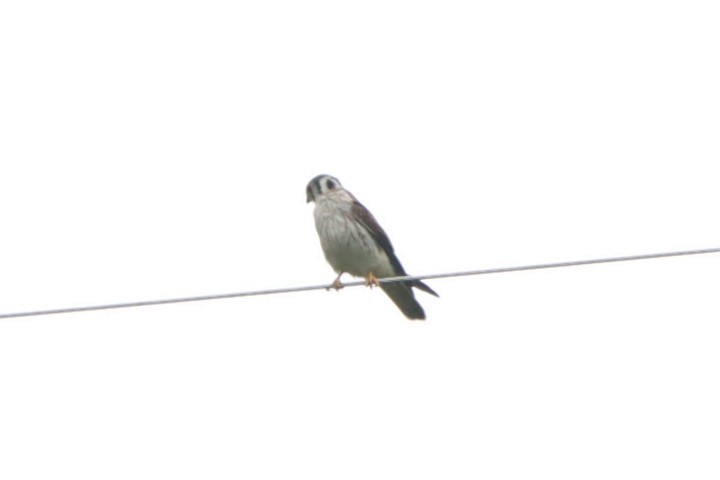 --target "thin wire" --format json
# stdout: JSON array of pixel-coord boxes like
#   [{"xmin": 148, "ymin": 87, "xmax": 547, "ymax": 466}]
[{"xmin": 1, "ymin": 247, "xmax": 718, "ymax": 320}]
